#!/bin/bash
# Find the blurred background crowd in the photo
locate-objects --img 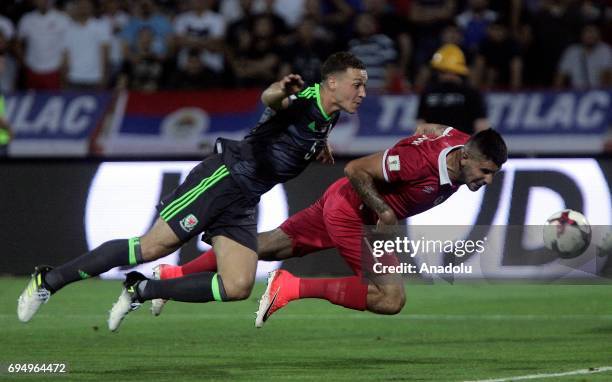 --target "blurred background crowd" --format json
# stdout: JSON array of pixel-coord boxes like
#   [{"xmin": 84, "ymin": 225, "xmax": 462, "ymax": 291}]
[{"xmin": 0, "ymin": 0, "xmax": 610, "ymax": 95}]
